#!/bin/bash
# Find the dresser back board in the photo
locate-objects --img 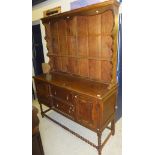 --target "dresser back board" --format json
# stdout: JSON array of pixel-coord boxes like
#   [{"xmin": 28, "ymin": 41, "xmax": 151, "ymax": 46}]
[{"xmin": 42, "ymin": 0, "xmax": 119, "ymax": 87}]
